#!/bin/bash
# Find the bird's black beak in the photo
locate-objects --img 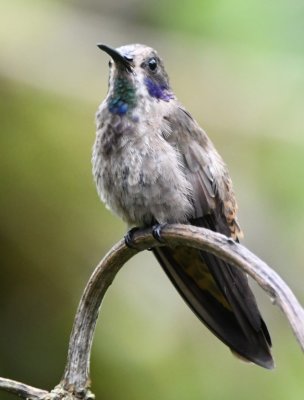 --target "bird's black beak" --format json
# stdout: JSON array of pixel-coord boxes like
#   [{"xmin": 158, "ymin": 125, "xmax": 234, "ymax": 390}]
[{"xmin": 97, "ymin": 44, "xmax": 133, "ymax": 72}]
